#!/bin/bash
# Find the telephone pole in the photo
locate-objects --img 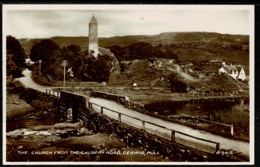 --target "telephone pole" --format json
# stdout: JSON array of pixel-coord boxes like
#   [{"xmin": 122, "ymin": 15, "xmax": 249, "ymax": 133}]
[
  {"xmin": 62, "ymin": 60, "xmax": 68, "ymax": 90},
  {"xmin": 38, "ymin": 60, "xmax": 42, "ymax": 76}
]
